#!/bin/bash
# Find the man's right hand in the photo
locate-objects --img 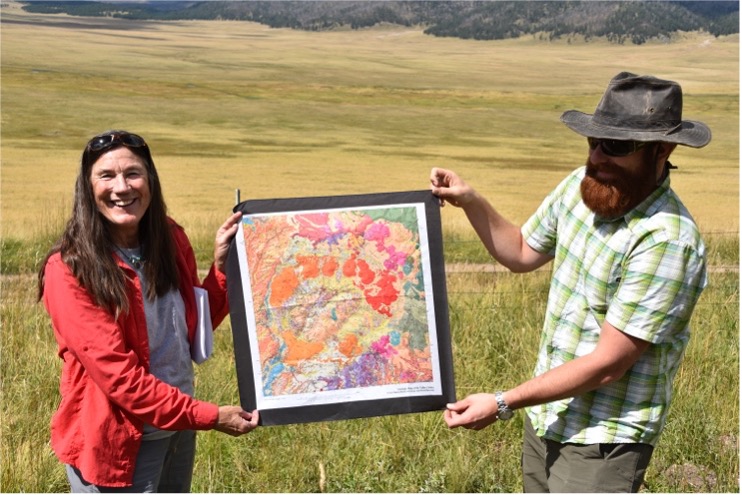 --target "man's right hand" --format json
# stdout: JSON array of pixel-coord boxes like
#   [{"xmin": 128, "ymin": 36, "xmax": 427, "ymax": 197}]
[{"xmin": 430, "ymin": 167, "xmax": 477, "ymax": 208}]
